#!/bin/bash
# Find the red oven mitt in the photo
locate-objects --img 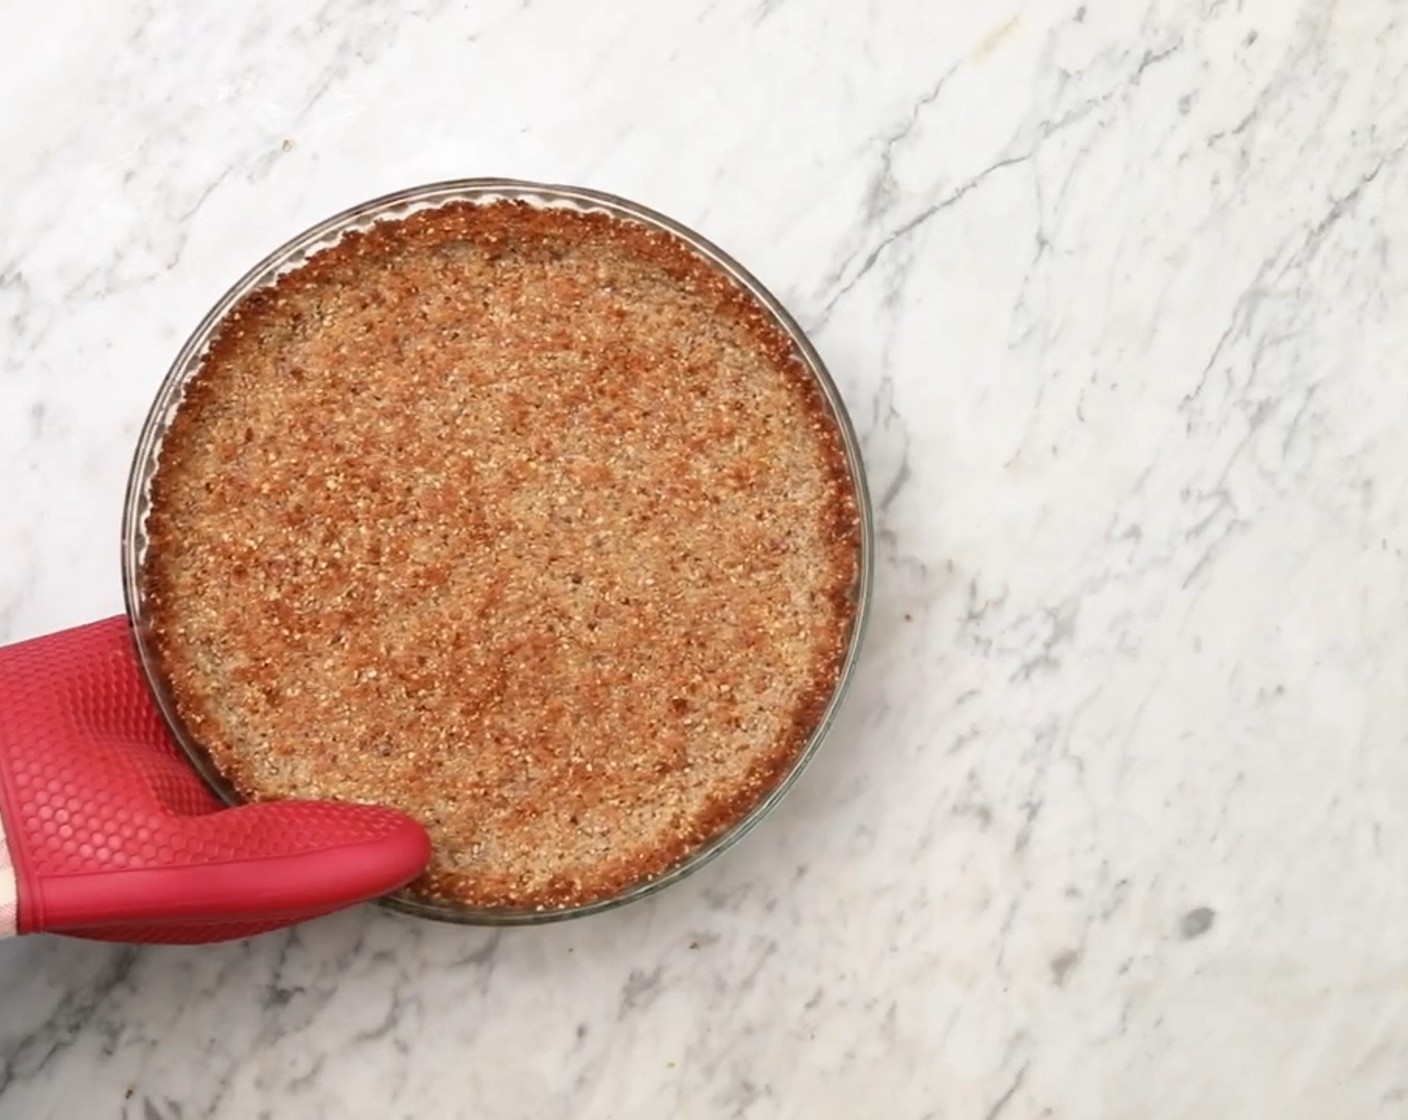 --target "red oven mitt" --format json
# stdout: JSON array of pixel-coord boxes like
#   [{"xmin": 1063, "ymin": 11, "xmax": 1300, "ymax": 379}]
[{"xmin": 0, "ymin": 618, "xmax": 431, "ymax": 943}]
